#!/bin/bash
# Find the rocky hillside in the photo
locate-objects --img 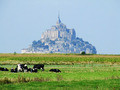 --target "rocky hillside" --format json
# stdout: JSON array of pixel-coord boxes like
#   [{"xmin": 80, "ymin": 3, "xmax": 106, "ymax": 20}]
[{"xmin": 21, "ymin": 16, "xmax": 97, "ymax": 54}]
